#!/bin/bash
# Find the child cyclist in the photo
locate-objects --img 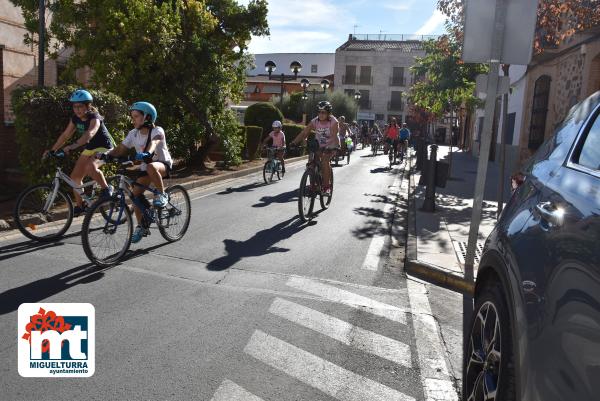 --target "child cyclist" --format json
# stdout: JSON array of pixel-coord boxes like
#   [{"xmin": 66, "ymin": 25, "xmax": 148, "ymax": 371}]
[
  {"xmin": 262, "ymin": 120, "xmax": 286, "ymax": 176},
  {"xmin": 98, "ymin": 101, "xmax": 173, "ymax": 243},
  {"xmin": 44, "ymin": 89, "xmax": 115, "ymax": 215}
]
